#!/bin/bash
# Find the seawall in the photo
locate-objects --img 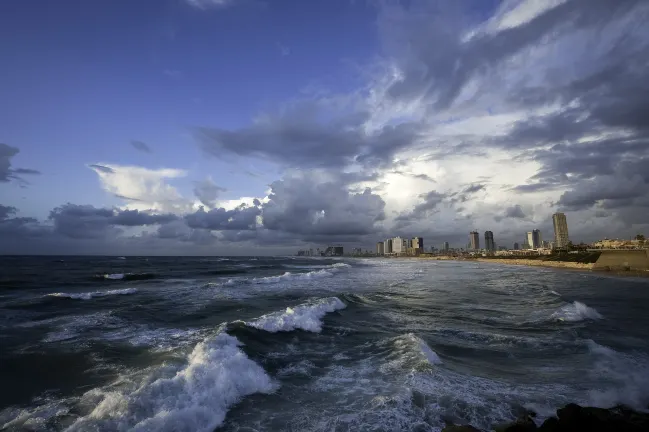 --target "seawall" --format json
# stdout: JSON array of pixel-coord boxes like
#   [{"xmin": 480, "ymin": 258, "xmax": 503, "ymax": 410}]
[{"xmin": 592, "ymin": 249, "xmax": 649, "ymax": 271}]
